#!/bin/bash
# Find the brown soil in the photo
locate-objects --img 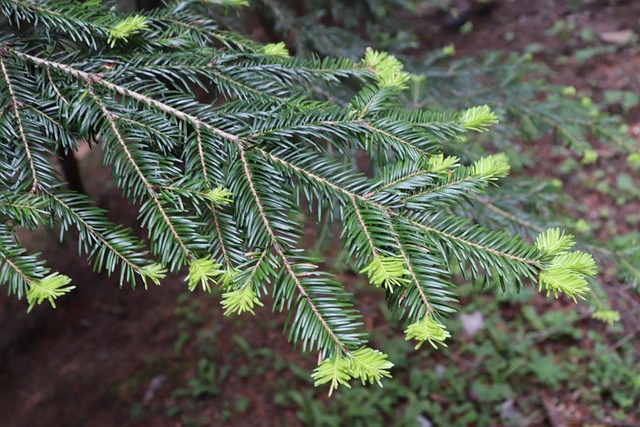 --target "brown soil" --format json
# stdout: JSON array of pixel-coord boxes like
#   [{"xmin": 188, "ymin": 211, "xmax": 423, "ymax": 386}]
[{"xmin": 1, "ymin": 1, "xmax": 640, "ymax": 426}]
